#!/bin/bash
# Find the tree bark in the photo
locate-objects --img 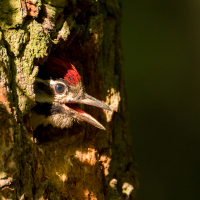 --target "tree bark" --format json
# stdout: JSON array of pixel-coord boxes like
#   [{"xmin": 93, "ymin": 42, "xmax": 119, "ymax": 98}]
[{"xmin": 0, "ymin": 0, "xmax": 138, "ymax": 199}]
